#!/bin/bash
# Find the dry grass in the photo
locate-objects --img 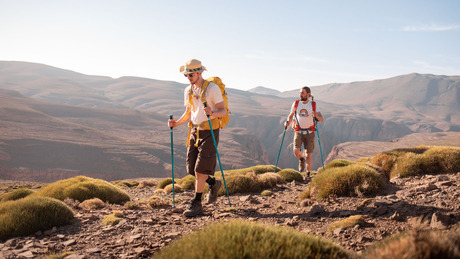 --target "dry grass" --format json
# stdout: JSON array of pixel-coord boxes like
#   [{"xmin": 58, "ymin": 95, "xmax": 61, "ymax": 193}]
[
  {"xmin": 369, "ymin": 146, "xmax": 460, "ymax": 179},
  {"xmin": 0, "ymin": 188, "xmax": 34, "ymax": 203},
  {"xmin": 148, "ymin": 196, "xmax": 170, "ymax": 208},
  {"xmin": 102, "ymin": 214, "xmax": 123, "ymax": 226},
  {"xmin": 112, "ymin": 180, "xmax": 139, "ymax": 188},
  {"xmin": 277, "ymin": 168, "xmax": 303, "ymax": 182},
  {"xmin": 257, "ymin": 172, "xmax": 284, "ymax": 189},
  {"xmin": 0, "ymin": 196, "xmax": 74, "ymax": 241},
  {"xmin": 78, "ymin": 198, "xmax": 106, "ymax": 210},
  {"xmin": 260, "ymin": 190, "xmax": 273, "ymax": 196},
  {"xmin": 138, "ymin": 179, "xmax": 157, "ymax": 188},
  {"xmin": 157, "ymin": 178, "xmax": 174, "ymax": 189},
  {"xmin": 327, "ymin": 215, "xmax": 366, "ymax": 233},
  {"xmin": 177, "ymin": 175, "xmax": 196, "ymax": 190},
  {"xmin": 32, "ymin": 176, "xmax": 130, "ymax": 204},
  {"xmin": 164, "ymin": 184, "xmax": 183, "ymax": 193},
  {"xmin": 155, "ymin": 220, "xmax": 353, "ymax": 259},
  {"xmin": 363, "ymin": 225, "xmax": 460, "ymax": 259},
  {"xmin": 303, "ymin": 163, "xmax": 386, "ymax": 201}
]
